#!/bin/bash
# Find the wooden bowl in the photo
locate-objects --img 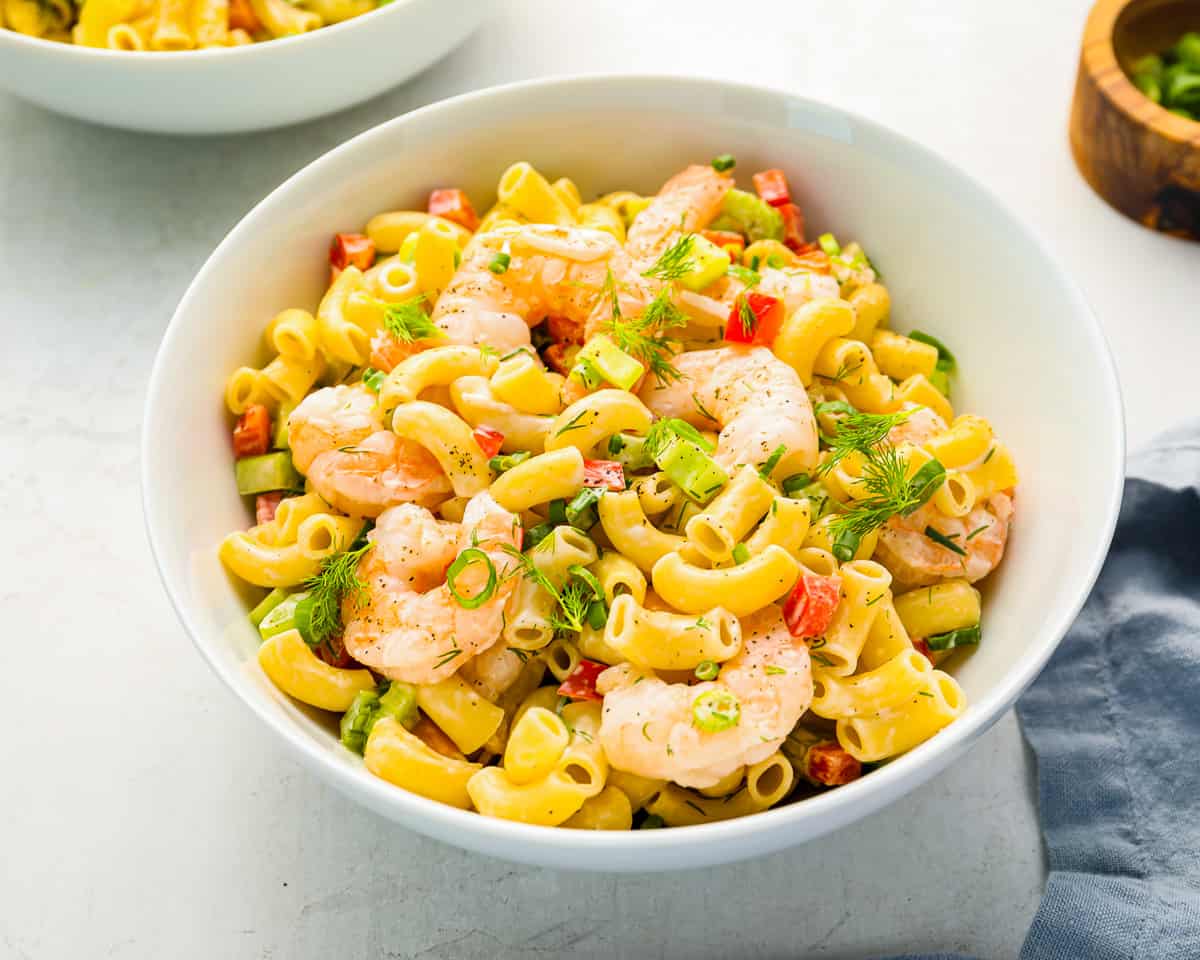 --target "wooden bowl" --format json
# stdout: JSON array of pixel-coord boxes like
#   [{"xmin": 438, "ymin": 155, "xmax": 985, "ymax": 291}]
[{"xmin": 1070, "ymin": 0, "xmax": 1200, "ymax": 239}]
